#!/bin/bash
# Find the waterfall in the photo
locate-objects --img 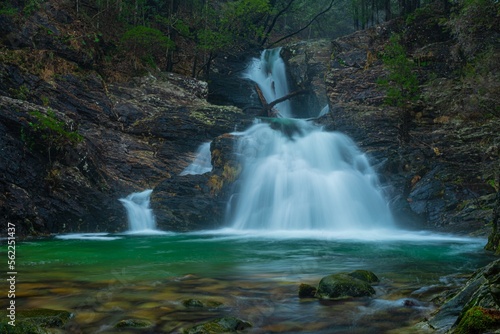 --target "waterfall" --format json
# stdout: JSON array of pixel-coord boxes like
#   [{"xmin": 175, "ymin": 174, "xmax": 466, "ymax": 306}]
[
  {"xmin": 180, "ymin": 142, "xmax": 213, "ymax": 176},
  {"xmin": 243, "ymin": 48, "xmax": 293, "ymax": 117},
  {"xmin": 228, "ymin": 49, "xmax": 395, "ymax": 231},
  {"xmin": 119, "ymin": 189, "xmax": 158, "ymax": 233}
]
